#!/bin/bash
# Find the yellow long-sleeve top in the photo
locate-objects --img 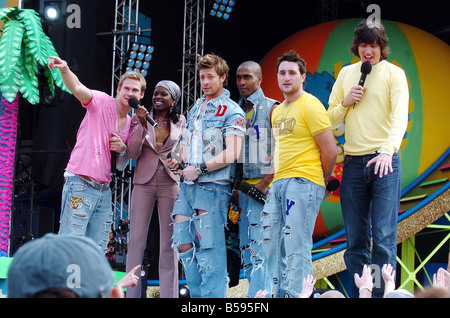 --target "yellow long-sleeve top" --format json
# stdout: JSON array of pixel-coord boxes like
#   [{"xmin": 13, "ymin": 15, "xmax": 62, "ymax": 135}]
[{"xmin": 328, "ymin": 60, "xmax": 409, "ymax": 156}]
